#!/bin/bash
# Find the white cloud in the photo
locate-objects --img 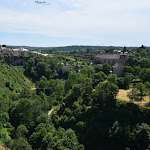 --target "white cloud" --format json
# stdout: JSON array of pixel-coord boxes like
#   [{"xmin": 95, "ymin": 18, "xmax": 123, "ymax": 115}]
[{"xmin": 0, "ymin": 0, "xmax": 150, "ymax": 39}]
